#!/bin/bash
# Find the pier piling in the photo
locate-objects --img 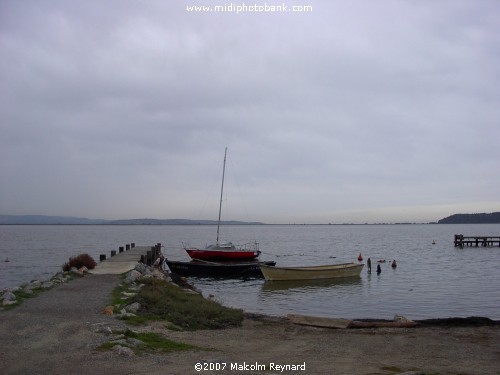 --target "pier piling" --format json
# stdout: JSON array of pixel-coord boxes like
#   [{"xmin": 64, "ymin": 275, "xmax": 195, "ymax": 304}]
[{"xmin": 454, "ymin": 234, "xmax": 500, "ymax": 248}]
